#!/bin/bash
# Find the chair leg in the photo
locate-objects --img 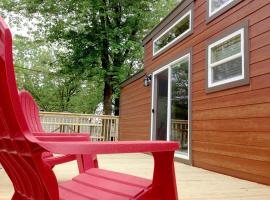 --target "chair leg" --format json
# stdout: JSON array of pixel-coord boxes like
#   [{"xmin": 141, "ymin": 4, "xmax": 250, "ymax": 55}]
[
  {"xmin": 152, "ymin": 151, "xmax": 178, "ymax": 200},
  {"xmin": 76, "ymin": 154, "xmax": 98, "ymax": 173}
]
